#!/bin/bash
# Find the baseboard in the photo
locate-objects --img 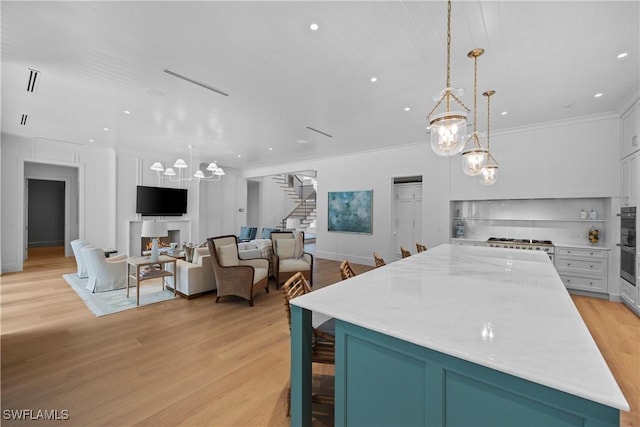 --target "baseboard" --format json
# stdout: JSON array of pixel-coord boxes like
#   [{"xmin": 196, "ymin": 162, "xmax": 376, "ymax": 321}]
[{"xmin": 316, "ymin": 251, "xmax": 375, "ymax": 267}]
